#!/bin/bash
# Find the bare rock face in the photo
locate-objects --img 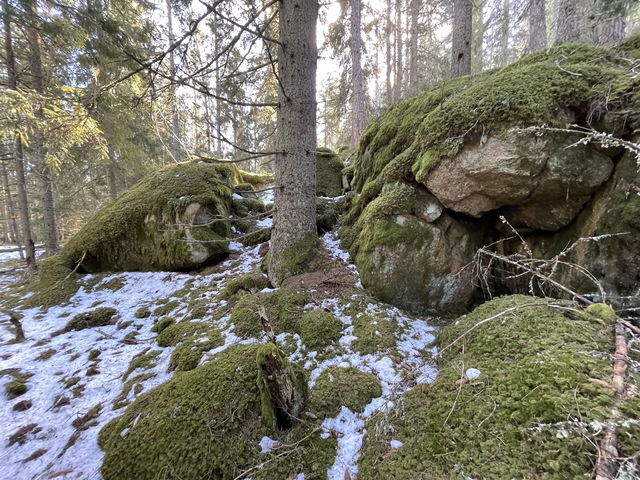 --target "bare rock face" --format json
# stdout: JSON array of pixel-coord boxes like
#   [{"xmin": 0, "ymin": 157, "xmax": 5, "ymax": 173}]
[{"xmin": 424, "ymin": 132, "xmax": 614, "ymax": 231}]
